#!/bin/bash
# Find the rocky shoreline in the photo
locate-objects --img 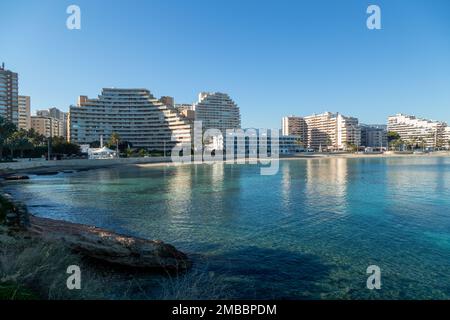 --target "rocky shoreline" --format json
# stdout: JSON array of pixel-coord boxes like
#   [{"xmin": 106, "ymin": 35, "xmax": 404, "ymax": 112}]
[{"xmin": 0, "ymin": 192, "xmax": 191, "ymax": 272}]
